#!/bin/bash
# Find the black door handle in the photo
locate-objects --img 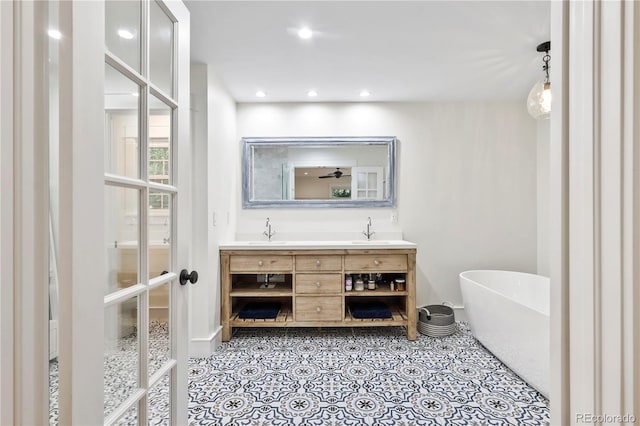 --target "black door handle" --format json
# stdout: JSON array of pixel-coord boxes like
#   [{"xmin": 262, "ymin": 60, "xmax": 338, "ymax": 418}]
[{"xmin": 180, "ymin": 269, "xmax": 198, "ymax": 285}]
